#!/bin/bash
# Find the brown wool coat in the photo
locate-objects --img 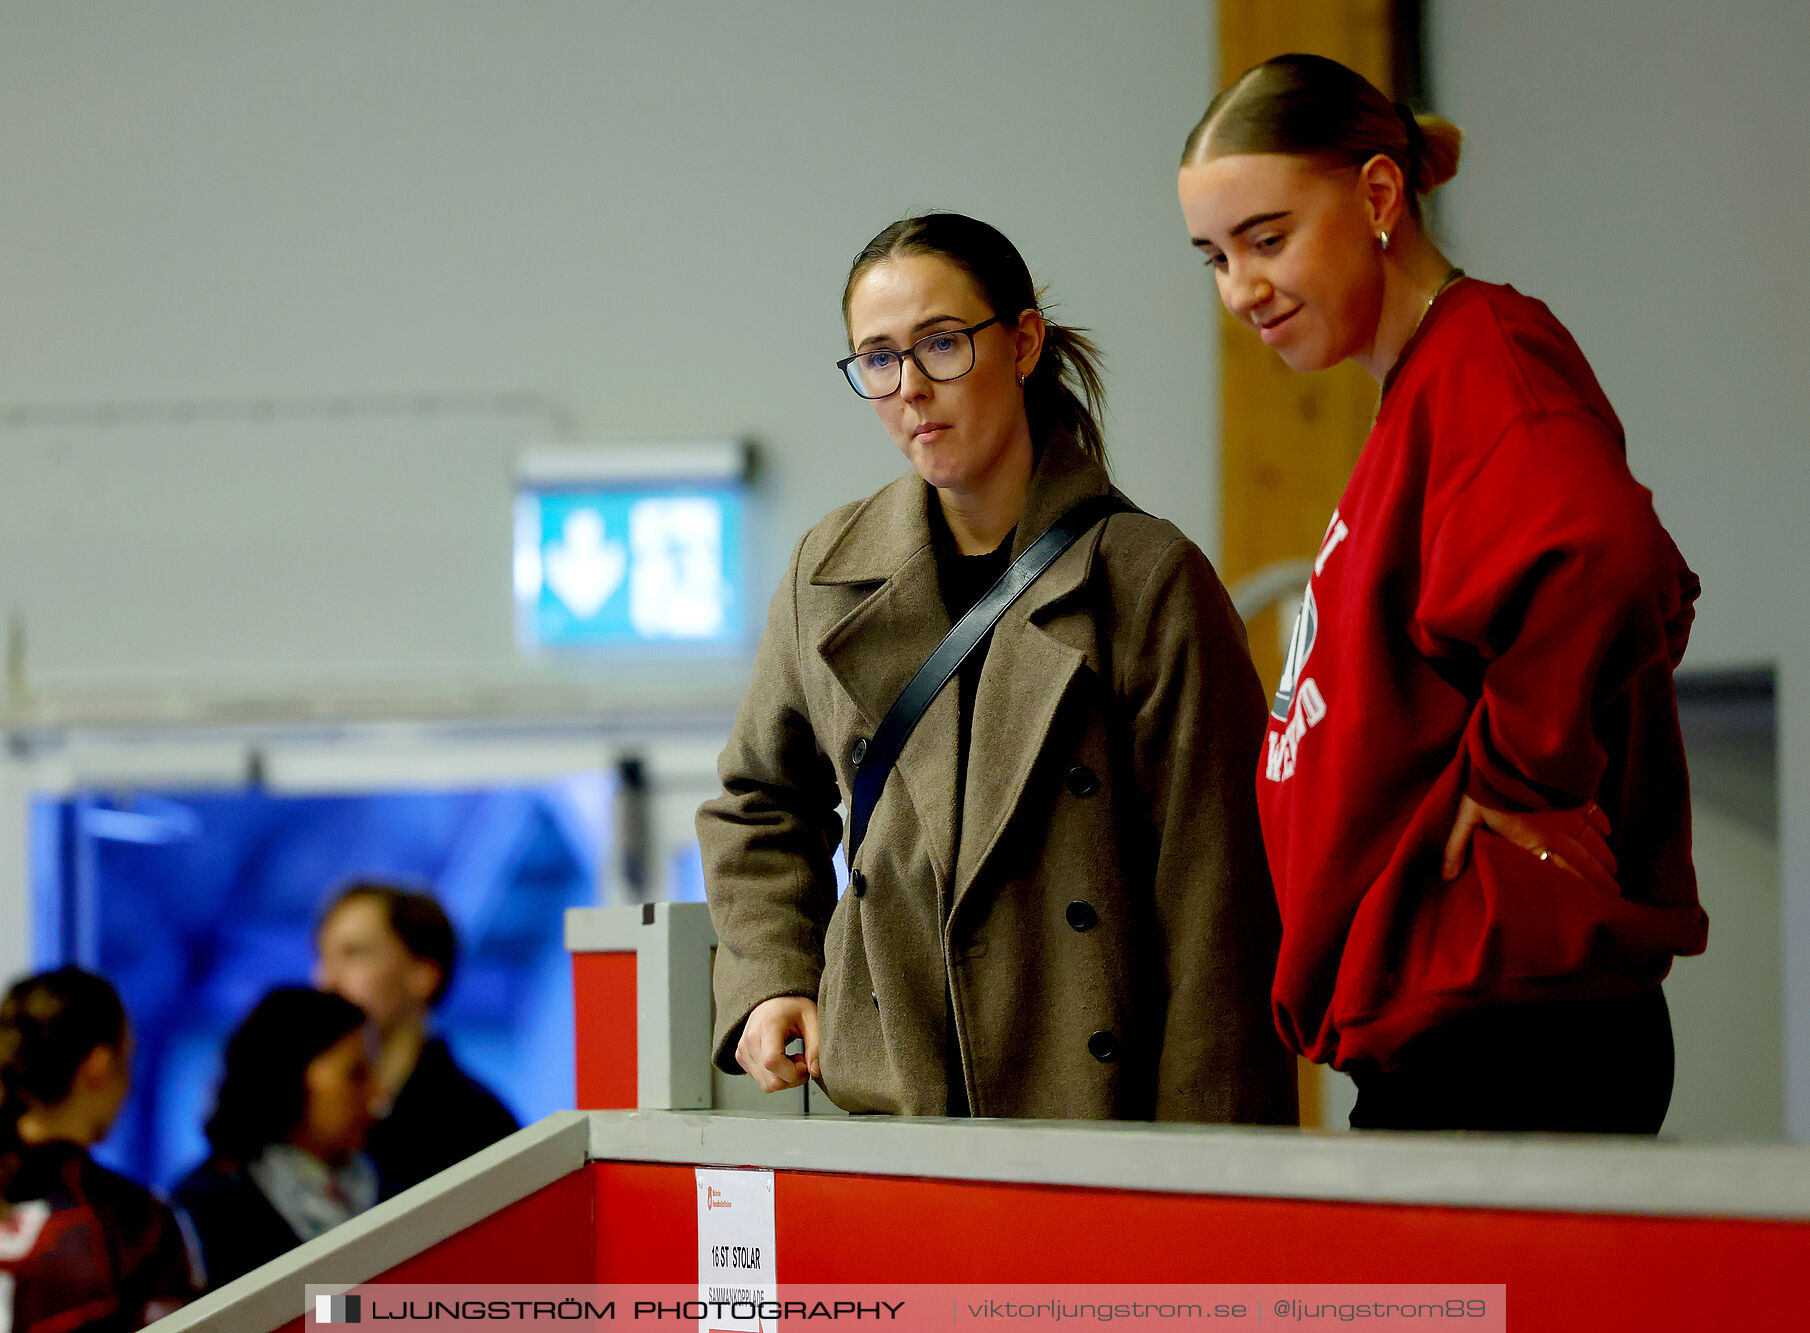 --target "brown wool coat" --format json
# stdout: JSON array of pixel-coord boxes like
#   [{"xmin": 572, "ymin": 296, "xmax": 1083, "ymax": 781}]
[{"xmin": 699, "ymin": 433, "xmax": 1297, "ymax": 1123}]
